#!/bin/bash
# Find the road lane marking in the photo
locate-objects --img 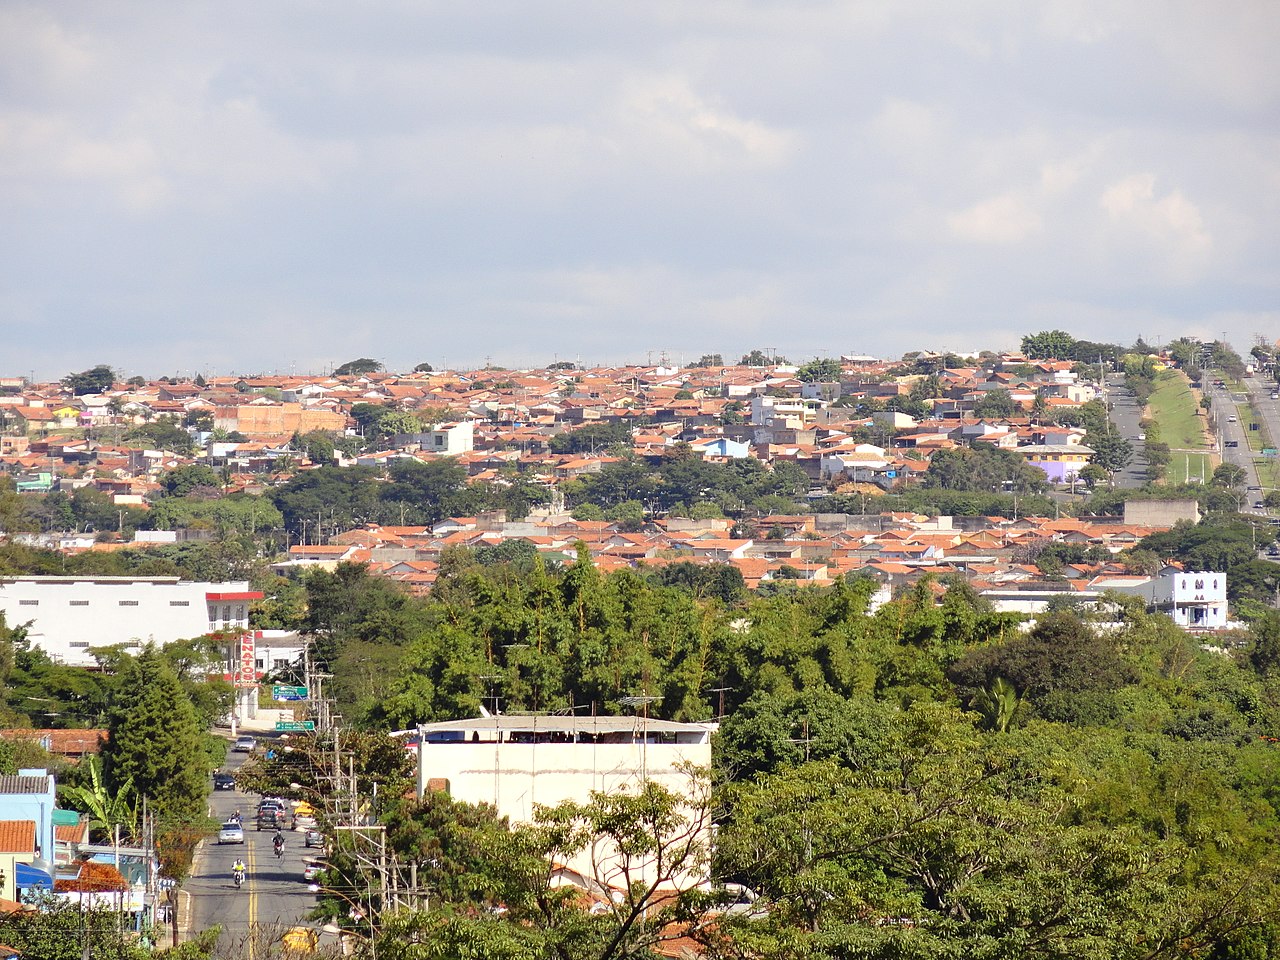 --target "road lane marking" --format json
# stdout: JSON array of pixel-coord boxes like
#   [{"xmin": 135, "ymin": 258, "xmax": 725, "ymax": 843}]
[{"xmin": 247, "ymin": 831, "xmax": 258, "ymax": 960}]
